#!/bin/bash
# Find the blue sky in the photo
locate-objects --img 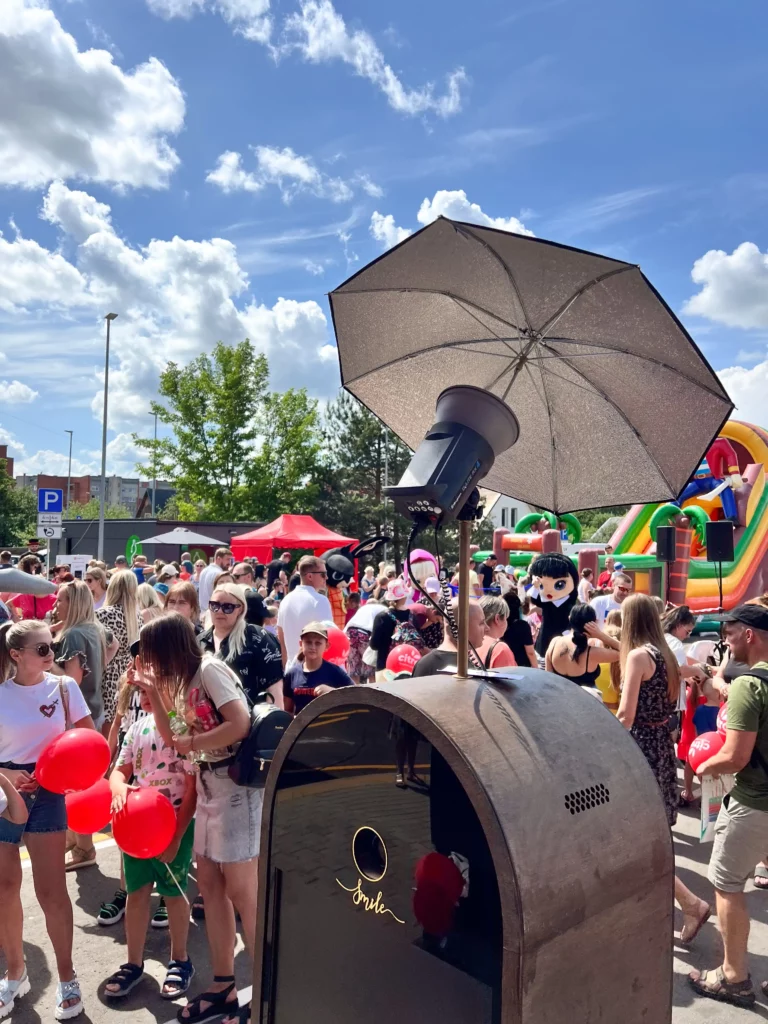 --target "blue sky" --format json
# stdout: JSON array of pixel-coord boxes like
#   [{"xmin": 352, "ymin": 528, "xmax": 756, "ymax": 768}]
[{"xmin": 2, "ymin": 0, "xmax": 768, "ymax": 479}]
